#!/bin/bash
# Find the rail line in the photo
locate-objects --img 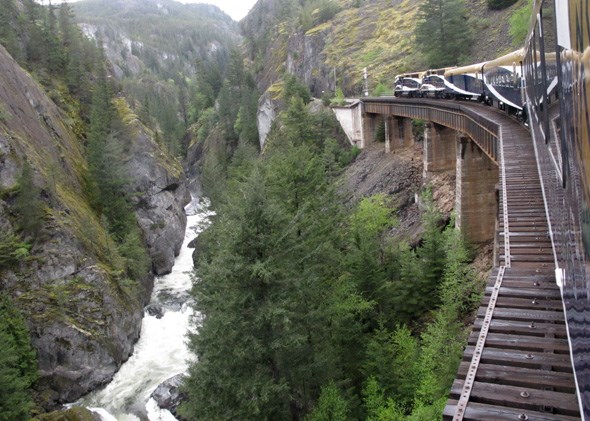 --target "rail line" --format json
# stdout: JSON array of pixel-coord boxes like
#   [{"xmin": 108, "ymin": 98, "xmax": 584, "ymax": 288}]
[{"xmin": 443, "ymin": 104, "xmax": 580, "ymax": 420}]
